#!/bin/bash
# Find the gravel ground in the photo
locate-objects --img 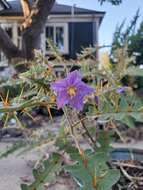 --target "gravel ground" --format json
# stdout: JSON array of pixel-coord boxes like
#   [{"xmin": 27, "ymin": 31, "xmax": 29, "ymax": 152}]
[
  {"xmin": 0, "ymin": 141, "xmax": 77, "ymax": 190},
  {"xmin": 0, "ymin": 142, "xmax": 38, "ymax": 190}
]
